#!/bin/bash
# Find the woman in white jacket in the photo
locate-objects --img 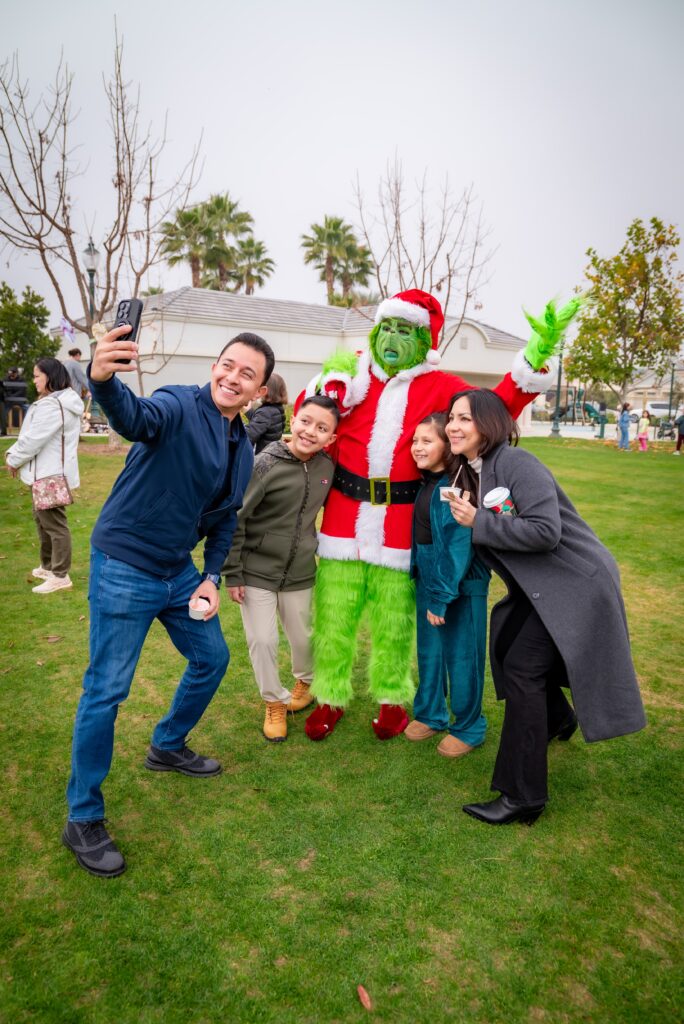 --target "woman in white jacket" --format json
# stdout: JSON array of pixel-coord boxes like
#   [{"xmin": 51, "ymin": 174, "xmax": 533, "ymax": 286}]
[{"xmin": 6, "ymin": 358, "xmax": 84, "ymax": 593}]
